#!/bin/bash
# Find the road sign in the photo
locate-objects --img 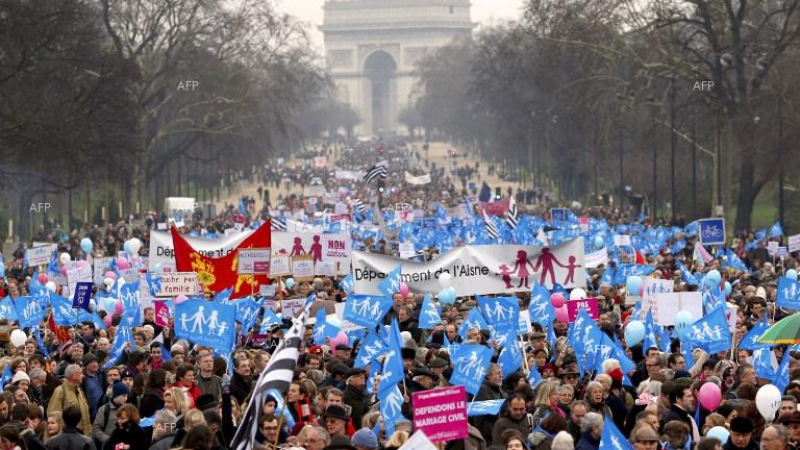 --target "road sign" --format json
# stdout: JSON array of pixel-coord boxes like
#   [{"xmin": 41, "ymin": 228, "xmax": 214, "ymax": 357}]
[{"xmin": 698, "ymin": 218, "xmax": 726, "ymax": 245}]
